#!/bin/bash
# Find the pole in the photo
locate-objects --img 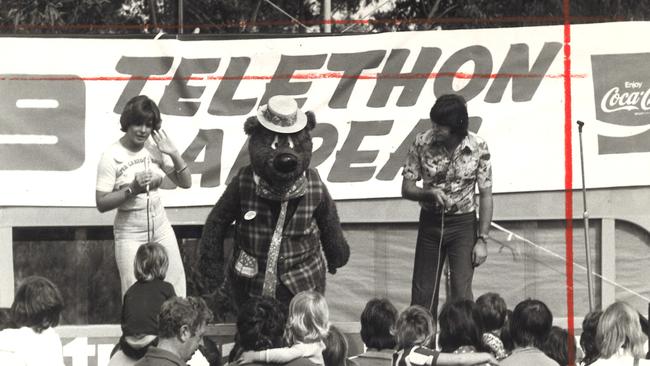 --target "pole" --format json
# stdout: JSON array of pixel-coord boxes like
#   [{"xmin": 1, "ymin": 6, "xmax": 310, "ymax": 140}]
[
  {"xmin": 577, "ymin": 120, "xmax": 595, "ymax": 311},
  {"xmin": 178, "ymin": 0, "xmax": 184, "ymax": 34},
  {"xmin": 323, "ymin": 0, "xmax": 332, "ymax": 33}
]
